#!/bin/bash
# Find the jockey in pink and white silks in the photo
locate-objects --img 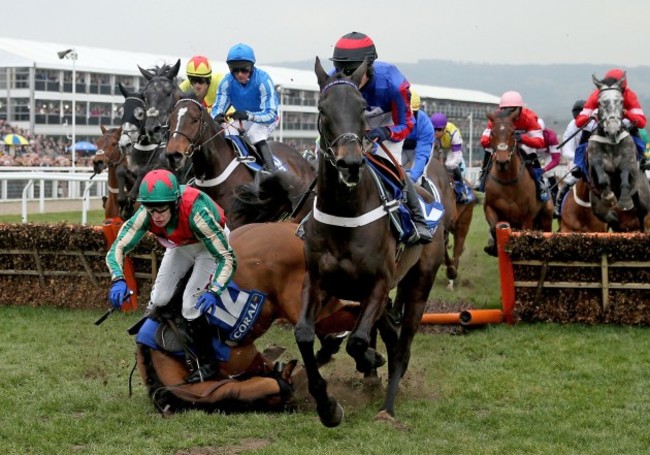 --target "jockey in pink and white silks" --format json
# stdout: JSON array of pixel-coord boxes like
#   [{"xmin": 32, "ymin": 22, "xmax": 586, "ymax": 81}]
[
  {"xmin": 106, "ymin": 169, "xmax": 236, "ymax": 383},
  {"xmin": 212, "ymin": 43, "xmax": 279, "ymax": 172}
]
